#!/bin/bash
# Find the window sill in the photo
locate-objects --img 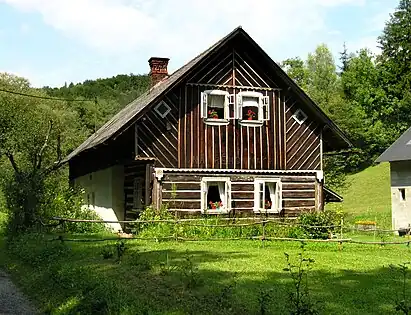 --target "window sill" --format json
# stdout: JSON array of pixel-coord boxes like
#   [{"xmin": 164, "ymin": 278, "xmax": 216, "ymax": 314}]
[
  {"xmin": 239, "ymin": 120, "xmax": 264, "ymax": 127},
  {"xmin": 253, "ymin": 209, "xmax": 280, "ymax": 214},
  {"xmin": 202, "ymin": 208, "xmax": 229, "ymax": 215},
  {"xmin": 204, "ymin": 119, "xmax": 230, "ymax": 126}
]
